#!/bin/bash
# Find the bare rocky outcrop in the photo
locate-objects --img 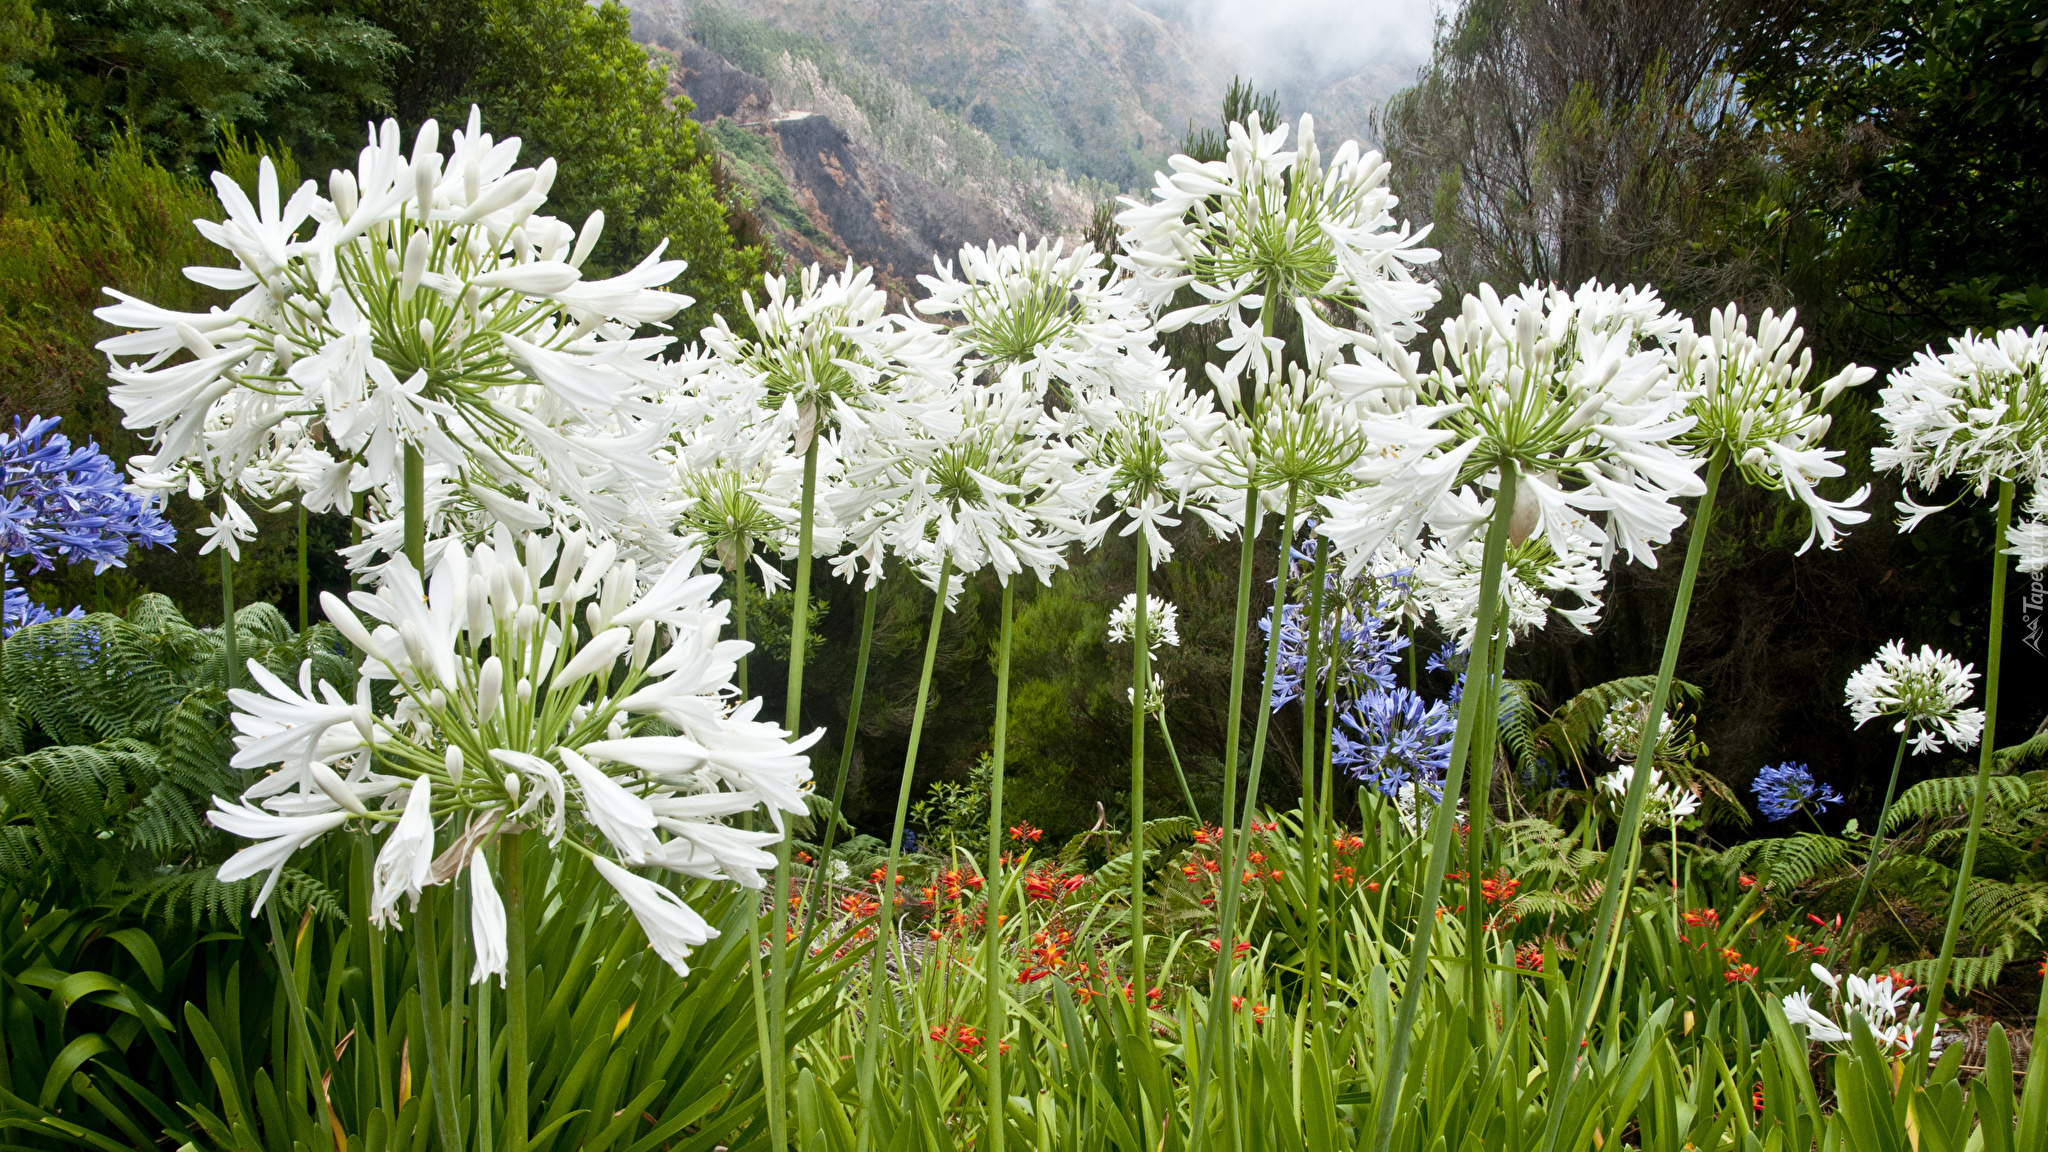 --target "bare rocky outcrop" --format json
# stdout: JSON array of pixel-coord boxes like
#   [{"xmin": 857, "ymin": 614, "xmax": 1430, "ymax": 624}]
[{"xmin": 631, "ymin": 6, "xmax": 1066, "ymax": 298}]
